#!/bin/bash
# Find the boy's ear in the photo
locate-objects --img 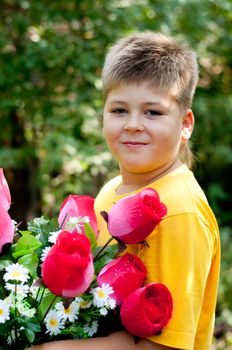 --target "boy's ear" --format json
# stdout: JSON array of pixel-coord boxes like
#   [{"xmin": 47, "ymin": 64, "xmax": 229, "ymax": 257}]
[{"xmin": 181, "ymin": 109, "xmax": 195, "ymax": 141}]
